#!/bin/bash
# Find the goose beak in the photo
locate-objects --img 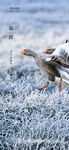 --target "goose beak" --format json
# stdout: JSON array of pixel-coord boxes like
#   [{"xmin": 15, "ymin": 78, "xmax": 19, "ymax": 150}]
[
  {"xmin": 42, "ymin": 50, "xmax": 47, "ymax": 54},
  {"xmin": 20, "ymin": 50, "xmax": 25, "ymax": 54}
]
